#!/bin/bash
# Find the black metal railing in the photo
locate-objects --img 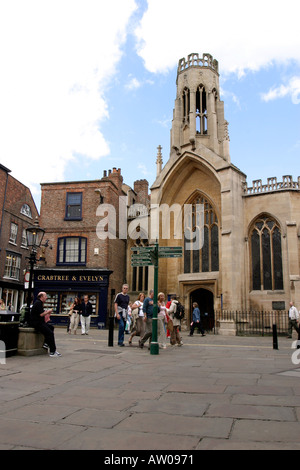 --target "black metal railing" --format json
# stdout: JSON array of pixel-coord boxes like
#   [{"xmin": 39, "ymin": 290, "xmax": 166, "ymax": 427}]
[{"xmin": 215, "ymin": 310, "xmax": 289, "ymax": 336}]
